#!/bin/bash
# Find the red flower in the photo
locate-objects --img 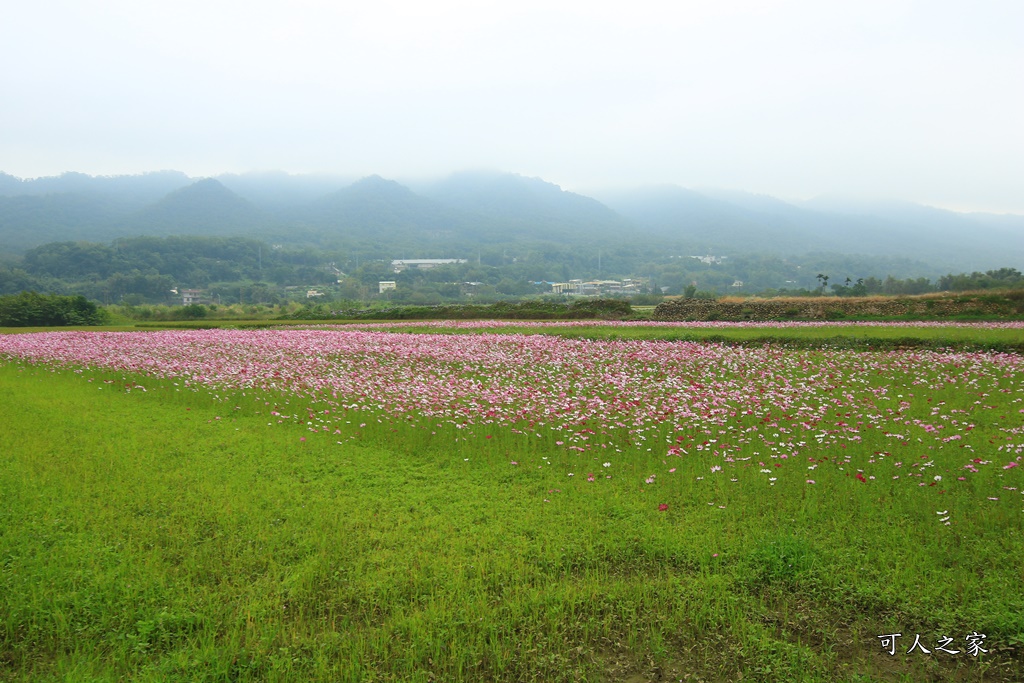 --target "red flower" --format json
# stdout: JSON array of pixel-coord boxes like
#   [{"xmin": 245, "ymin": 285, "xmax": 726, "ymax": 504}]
[
  {"xmin": 658, "ymin": 504, "xmax": 669, "ymax": 512},
  {"xmin": 855, "ymin": 472, "xmax": 867, "ymax": 483}
]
